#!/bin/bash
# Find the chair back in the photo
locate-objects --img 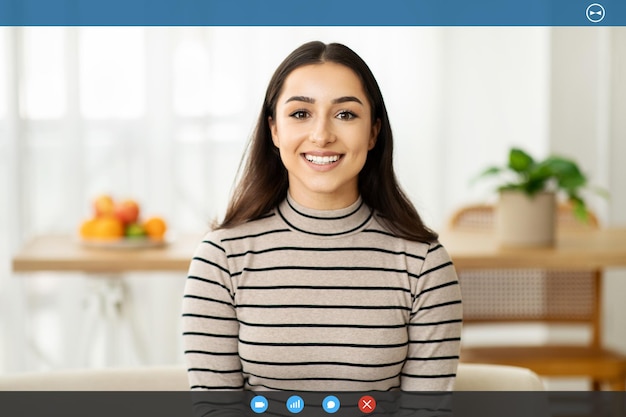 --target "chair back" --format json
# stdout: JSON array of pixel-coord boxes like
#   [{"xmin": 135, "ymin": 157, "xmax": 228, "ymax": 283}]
[{"xmin": 449, "ymin": 204, "xmax": 602, "ymax": 347}]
